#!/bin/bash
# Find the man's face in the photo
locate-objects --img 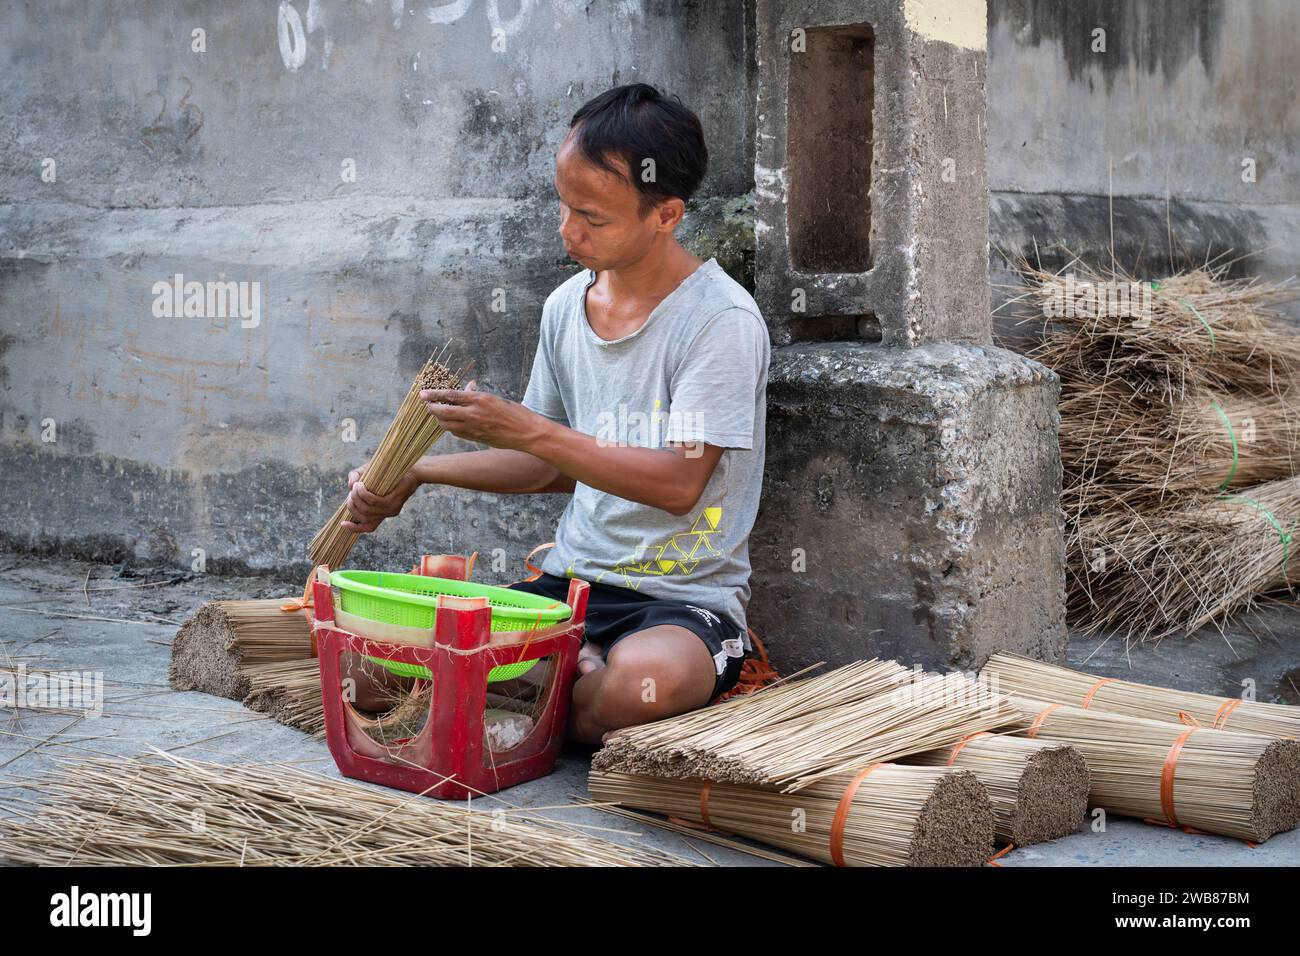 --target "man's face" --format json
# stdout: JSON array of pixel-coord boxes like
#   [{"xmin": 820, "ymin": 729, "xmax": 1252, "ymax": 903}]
[{"xmin": 554, "ymin": 132, "xmax": 672, "ymax": 273}]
